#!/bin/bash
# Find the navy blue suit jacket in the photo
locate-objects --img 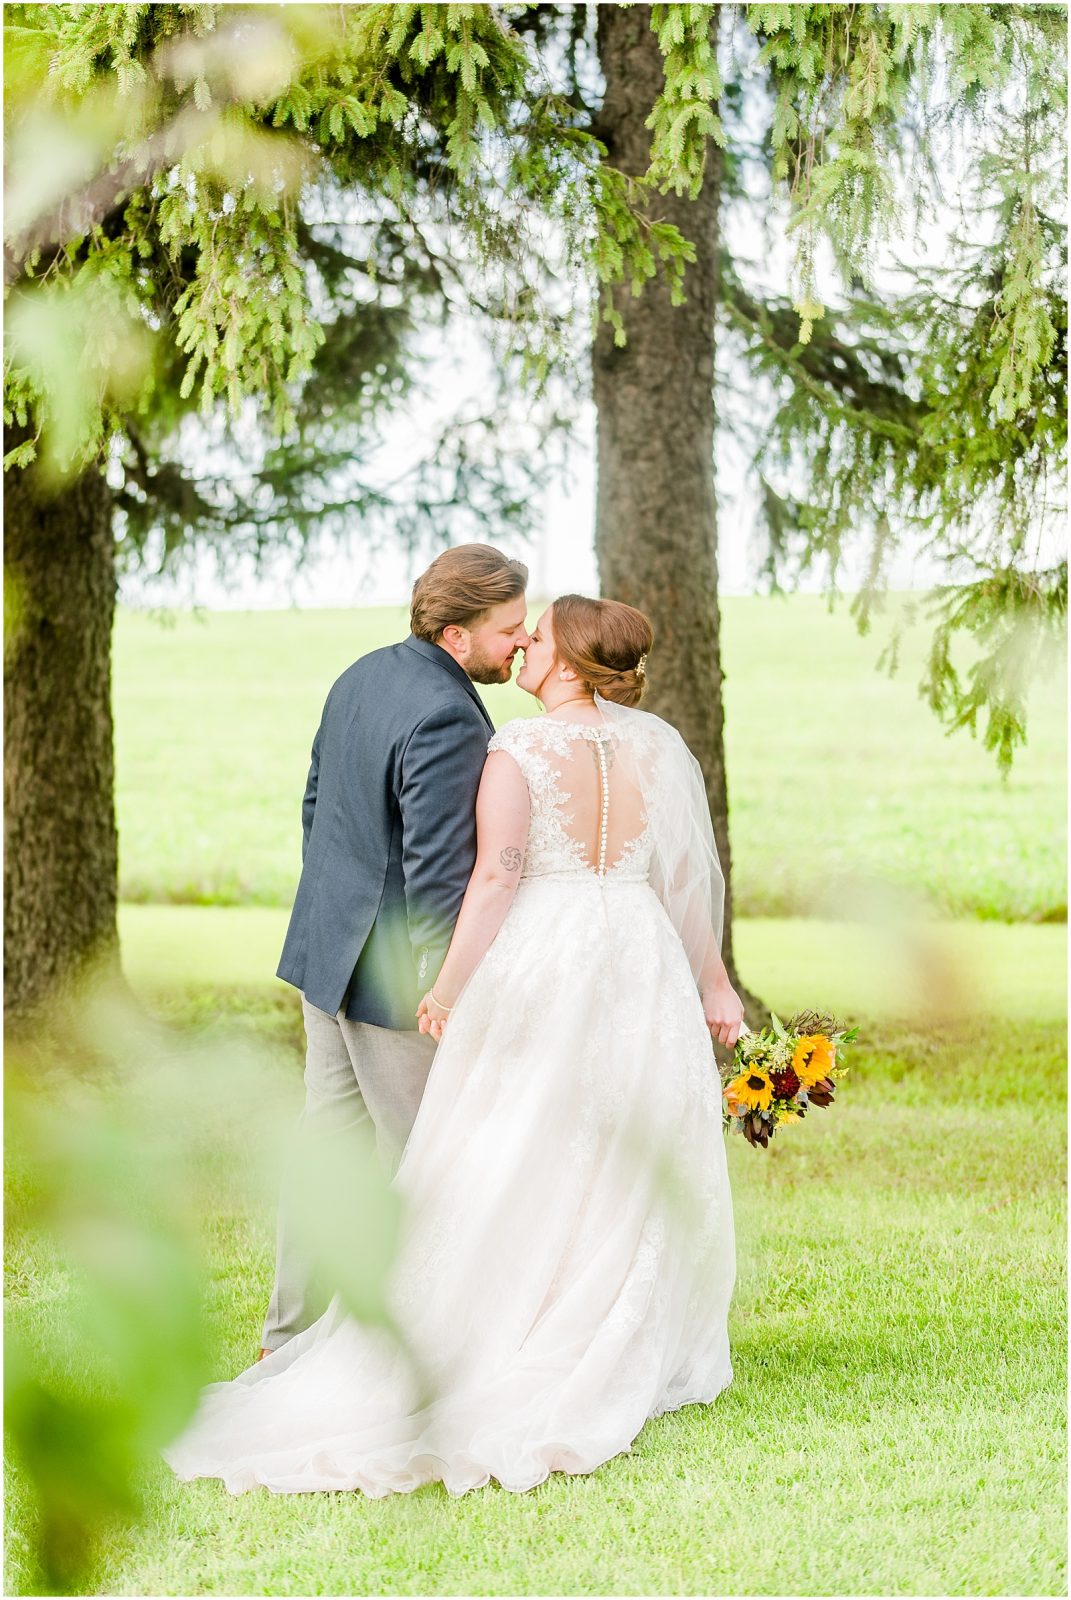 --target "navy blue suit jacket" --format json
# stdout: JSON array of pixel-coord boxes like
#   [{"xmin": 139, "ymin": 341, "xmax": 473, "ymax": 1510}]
[{"xmin": 277, "ymin": 635, "xmax": 495, "ymax": 1030}]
